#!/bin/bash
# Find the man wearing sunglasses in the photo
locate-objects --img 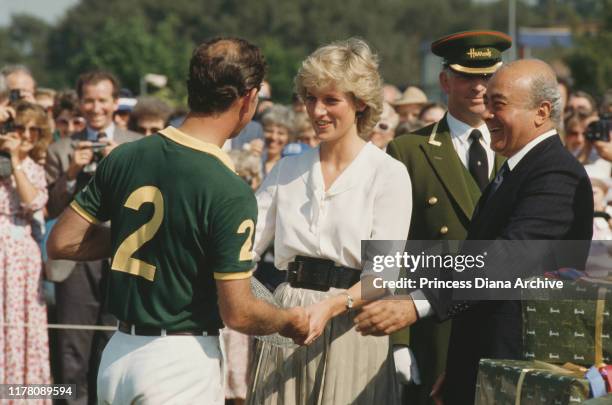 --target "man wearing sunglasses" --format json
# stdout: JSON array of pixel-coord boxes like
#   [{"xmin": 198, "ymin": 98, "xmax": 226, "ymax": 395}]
[
  {"xmin": 128, "ymin": 96, "xmax": 172, "ymax": 136},
  {"xmin": 383, "ymin": 31, "xmax": 511, "ymax": 405}
]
